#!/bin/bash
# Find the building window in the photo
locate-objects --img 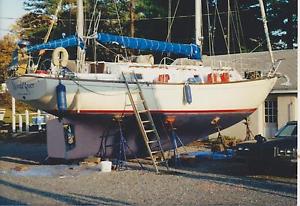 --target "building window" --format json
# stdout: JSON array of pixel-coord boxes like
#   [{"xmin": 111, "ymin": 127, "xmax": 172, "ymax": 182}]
[{"xmin": 265, "ymin": 99, "xmax": 278, "ymax": 123}]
